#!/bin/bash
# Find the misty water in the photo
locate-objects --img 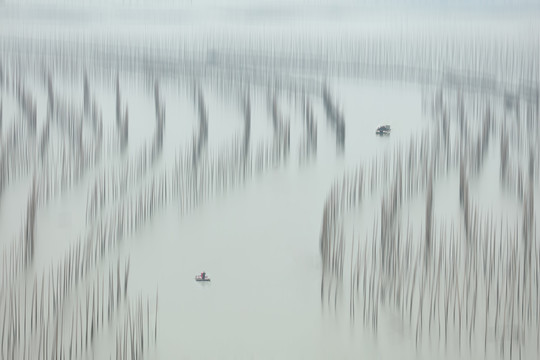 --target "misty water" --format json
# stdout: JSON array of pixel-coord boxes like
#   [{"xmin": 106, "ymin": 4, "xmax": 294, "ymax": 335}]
[{"xmin": 1, "ymin": 2, "xmax": 539, "ymax": 359}]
